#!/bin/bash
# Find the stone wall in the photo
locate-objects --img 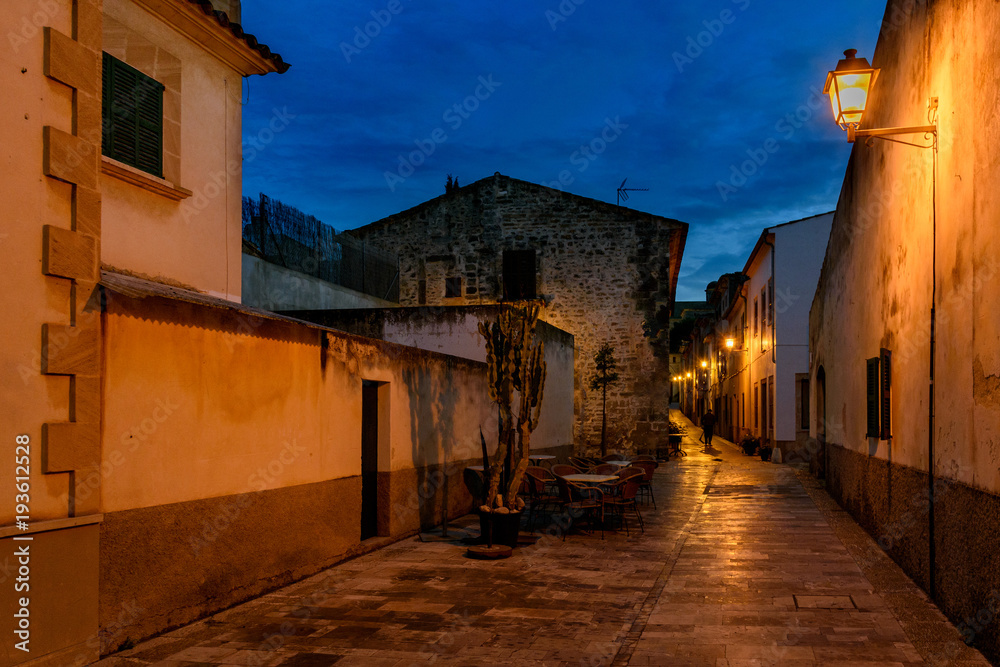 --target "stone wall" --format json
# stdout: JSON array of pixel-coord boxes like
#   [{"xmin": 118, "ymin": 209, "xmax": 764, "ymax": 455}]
[{"xmin": 349, "ymin": 173, "xmax": 687, "ymax": 452}]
